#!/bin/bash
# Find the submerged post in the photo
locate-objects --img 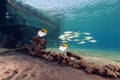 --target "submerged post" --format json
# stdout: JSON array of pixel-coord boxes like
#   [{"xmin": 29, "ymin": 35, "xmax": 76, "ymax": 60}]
[{"xmin": 0, "ymin": 0, "xmax": 7, "ymax": 26}]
